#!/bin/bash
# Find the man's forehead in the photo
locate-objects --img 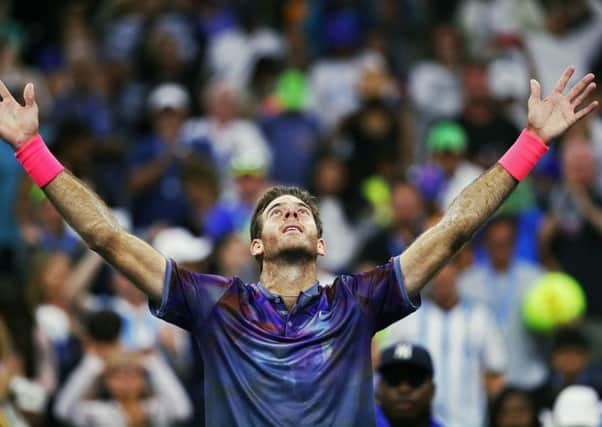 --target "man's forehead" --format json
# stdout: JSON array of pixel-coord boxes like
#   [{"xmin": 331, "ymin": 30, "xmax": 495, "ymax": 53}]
[{"xmin": 264, "ymin": 195, "xmax": 308, "ymax": 211}]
